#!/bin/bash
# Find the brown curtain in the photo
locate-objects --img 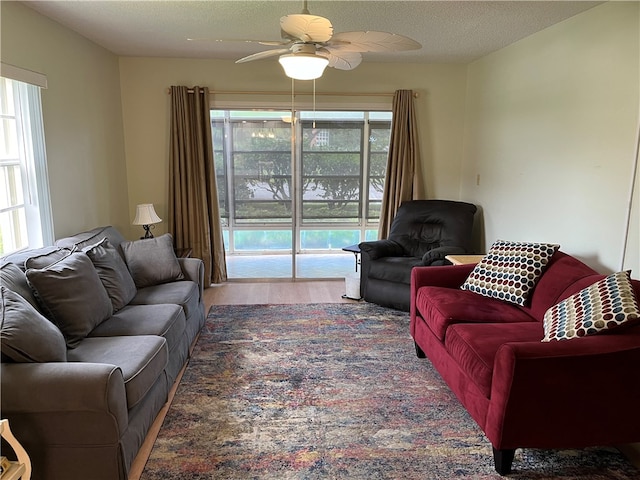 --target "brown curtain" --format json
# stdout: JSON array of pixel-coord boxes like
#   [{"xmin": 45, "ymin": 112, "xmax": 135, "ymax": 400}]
[
  {"xmin": 378, "ymin": 89, "xmax": 422, "ymax": 239},
  {"xmin": 169, "ymin": 86, "xmax": 227, "ymax": 285}
]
